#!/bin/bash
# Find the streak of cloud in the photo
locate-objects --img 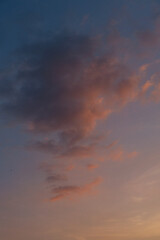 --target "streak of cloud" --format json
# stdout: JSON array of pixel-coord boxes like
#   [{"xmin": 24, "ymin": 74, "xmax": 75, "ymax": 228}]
[
  {"xmin": 86, "ymin": 164, "xmax": 99, "ymax": 171},
  {"xmin": 50, "ymin": 177, "xmax": 102, "ymax": 202}
]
